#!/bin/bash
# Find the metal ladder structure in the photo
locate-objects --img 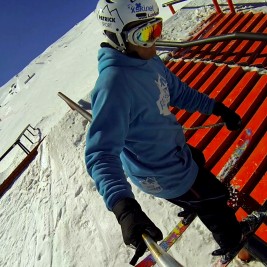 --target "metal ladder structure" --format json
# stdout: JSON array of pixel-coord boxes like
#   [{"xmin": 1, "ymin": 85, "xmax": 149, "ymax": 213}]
[{"xmin": 161, "ymin": 2, "xmax": 267, "ymax": 262}]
